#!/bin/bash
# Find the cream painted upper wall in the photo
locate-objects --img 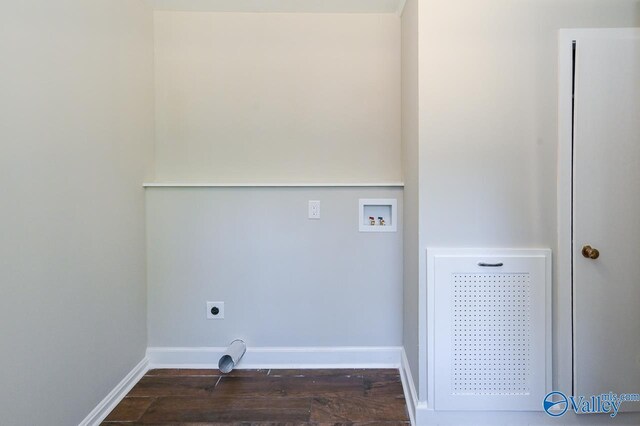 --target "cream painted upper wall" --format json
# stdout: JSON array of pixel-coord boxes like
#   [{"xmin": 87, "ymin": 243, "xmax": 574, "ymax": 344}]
[
  {"xmin": 154, "ymin": 12, "xmax": 401, "ymax": 182},
  {"xmin": 150, "ymin": 0, "xmax": 405, "ymax": 14}
]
